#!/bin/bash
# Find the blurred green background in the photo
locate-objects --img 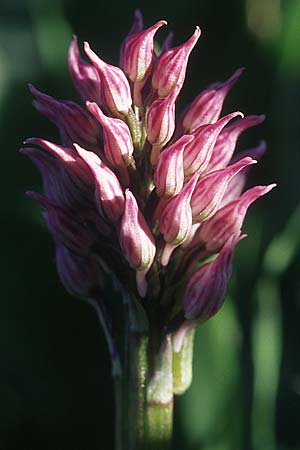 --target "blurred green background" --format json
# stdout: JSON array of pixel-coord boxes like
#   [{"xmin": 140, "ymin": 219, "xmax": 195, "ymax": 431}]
[{"xmin": 0, "ymin": 0, "xmax": 300, "ymax": 449}]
